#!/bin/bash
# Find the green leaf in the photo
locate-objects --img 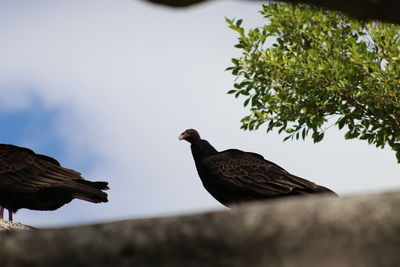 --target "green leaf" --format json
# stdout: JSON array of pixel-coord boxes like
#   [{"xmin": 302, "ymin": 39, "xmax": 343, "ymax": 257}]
[
  {"xmin": 225, "ymin": 17, "xmax": 233, "ymax": 25},
  {"xmin": 337, "ymin": 117, "xmax": 346, "ymax": 130},
  {"xmin": 228, "ymin": 3, "xmax": 400, "ymax": 164},
  {"xmin": 312, "ymin": 132, "xmax": 324, "ymax": 143},
  {"xmin": 283, "ymin": 135, "xmax": 292, "ymax": 141},
  {"xmin": 345, "ymin": 131, "xmax": 359, "ymax": 139},
  {"xmin": 396, "ymin": 150, "xmax": 400, "ymax": 163}
]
